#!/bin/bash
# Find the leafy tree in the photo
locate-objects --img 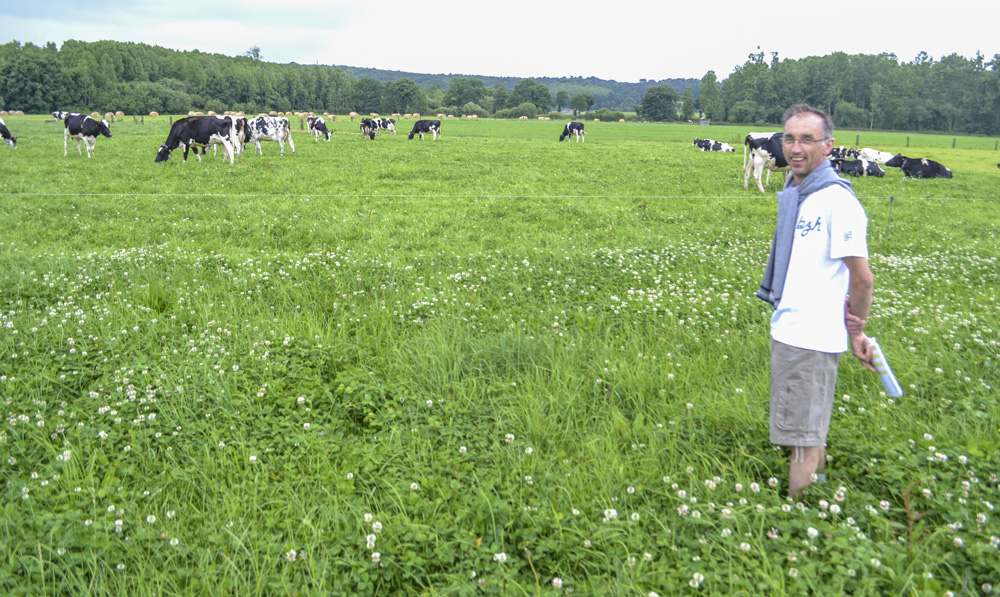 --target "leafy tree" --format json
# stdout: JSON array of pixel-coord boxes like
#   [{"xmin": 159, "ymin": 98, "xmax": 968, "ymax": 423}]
[
  {"xmin": 555, "ymin": 90, "xmax": 570, "ymax": 111},
  {"xmin": 681, "ymin": 84, "xmax": 696, "ymax": 120},
  {"xmin": 443, "ymin": 77, "xmax": 486, "ymax": 108},
  {"xmin": 383, "ymin": 78, "xmax": 428, "ymax": 114},
  {"xmin": 509, "ymin": 79, "xmax": 552, "ymax": 111},
  {"xmin": 352, "ymin": 77, "xmax": 383, "ymax": 113},
  {"xmin": 492, "ymin": 84, "xmax": 509, "ymax": 112},
  {"xmin": 570, "ymin": 93, "xmax": 595, "ymax": 114},
  {"xmin": 244, "ymin": 46, "xmax": 263, "ymax": 61},
  {"xmin": 639, "ymin": 84, "xmax": 679, "ymax": 121},
  {"xmin": 699, "ymin": 71, "xmax": 724, "ymax": 120}
]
